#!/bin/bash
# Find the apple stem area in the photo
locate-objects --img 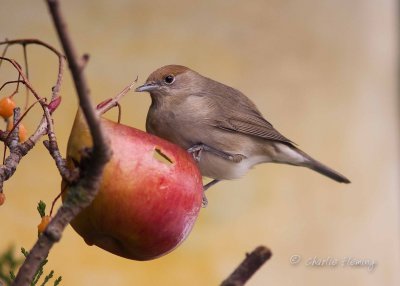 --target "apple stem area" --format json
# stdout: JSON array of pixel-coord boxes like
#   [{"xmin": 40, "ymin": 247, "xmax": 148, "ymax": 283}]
[{"xmin": 96, "ymin": 77, "xmax": 138, "ymax": 119}]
